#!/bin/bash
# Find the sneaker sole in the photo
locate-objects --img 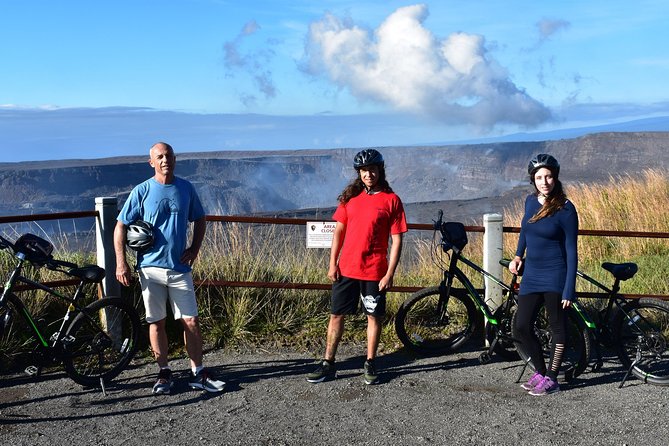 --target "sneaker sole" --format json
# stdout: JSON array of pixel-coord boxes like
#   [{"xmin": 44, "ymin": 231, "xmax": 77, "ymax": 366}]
[
  {"xmin": 364, "ymin": 378, "xmax": 379, "ymax": 385},
  {"xmin": 152, "ymin": 385, "xmax": 173, "ymax": 395},
  {"xmin": 190, "ymin": 384, "xmax": 226, "ymax": 392},
  {"xmin": 306, "ymin": 373, "xmax": 336, "ymax": 383},
  {"xmin": 529, "ymin": 387, "xmax": 560, "ymax": 396}
]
